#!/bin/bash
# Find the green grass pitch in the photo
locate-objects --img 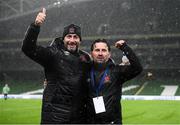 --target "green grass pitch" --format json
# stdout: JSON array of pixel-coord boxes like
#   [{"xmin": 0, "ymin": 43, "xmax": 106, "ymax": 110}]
[
  {"xmin": 0, "ymin": 99, "xmax": 180, "ymax": 124},
  {"xmin": 0, "ymin": 99, "xmax": 42, "ymax": 124},
  {"xmin": 122, "ymin": 100, "xmax": 180, "ymax": 124}
]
